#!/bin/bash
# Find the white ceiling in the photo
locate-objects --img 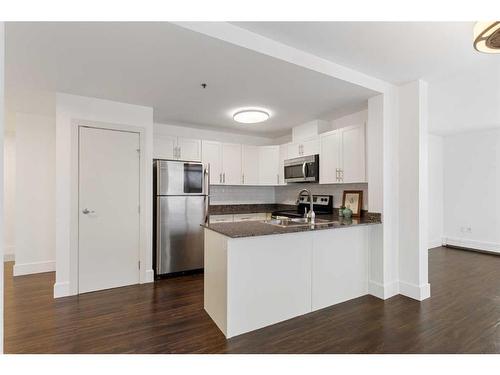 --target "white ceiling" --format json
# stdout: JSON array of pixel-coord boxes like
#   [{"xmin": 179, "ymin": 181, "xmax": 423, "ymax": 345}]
[
  {"xmin": 5, "ymin": 22, "xmax": 377, "ymax": 137},
  {"xmin": 232, "ymin": 22, "xmax": 494, "ymax": 85}
]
